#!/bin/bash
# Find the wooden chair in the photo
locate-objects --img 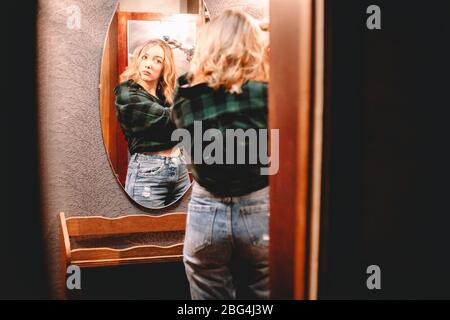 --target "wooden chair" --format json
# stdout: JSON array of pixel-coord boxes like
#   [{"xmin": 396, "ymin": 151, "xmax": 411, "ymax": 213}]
[{"xmin": 59, "ymin": 211, "xmax": 187, "ymax": 297}]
